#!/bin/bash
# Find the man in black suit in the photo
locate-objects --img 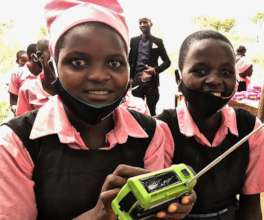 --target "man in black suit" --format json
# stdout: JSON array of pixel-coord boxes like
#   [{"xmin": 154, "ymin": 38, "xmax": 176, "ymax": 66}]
[{"xmin": 129, "ymin": 17, "xmax": 171, "ymax": 116}]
